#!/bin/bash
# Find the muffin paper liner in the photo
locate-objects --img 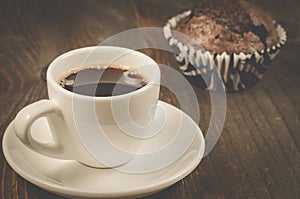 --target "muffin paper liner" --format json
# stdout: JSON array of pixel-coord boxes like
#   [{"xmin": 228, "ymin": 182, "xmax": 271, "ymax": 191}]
[{"xmin": 163, "ymin": 10, "xmax": 287, "ymax": 92}]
